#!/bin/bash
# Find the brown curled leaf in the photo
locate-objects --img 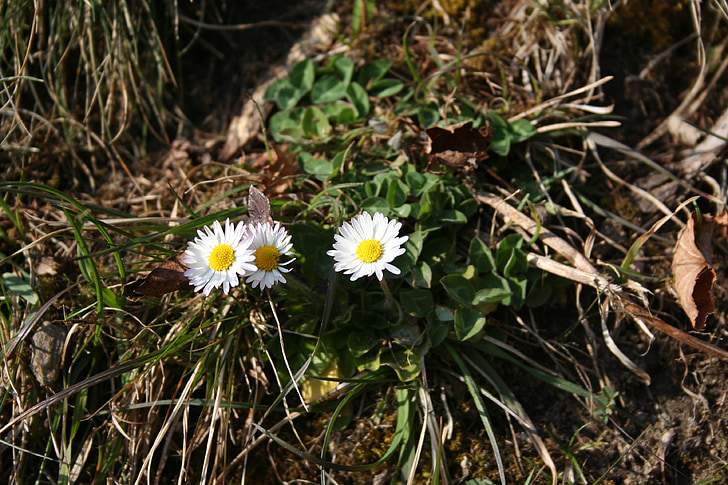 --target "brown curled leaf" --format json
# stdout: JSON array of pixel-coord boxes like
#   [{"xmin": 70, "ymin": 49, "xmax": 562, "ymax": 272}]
[
  {"xmin": 425, "ymin": 120, "xmax": 493, "ymax": 169},
  {"xmin": 124, "ymin": 253, "xmax": 189, "ymax": 301},
  {"xmin": 671, "ymin": 210, "xmax": 728, "ymax": 329}
]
